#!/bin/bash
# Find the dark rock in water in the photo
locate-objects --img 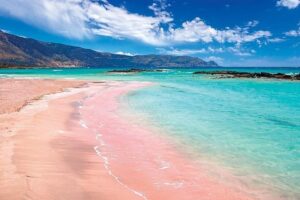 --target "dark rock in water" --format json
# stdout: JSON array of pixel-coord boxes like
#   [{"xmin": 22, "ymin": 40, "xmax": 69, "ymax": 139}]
[
  {"xmin": 193, "ymin": 71, "xmax": 300, "ymax": 81},
  {"xmin": 107, "ymin": 68, "xmax": 163, "ymax": 73},
  {"xmin": 108, "ymin": 68, "xmax": 146, "ymax": 73},
  {"xmin": 294, "ymin": 73, "xmax": 300, "ymax": 80},
  {"xmin": 273, "ymin": 73, "xmax": 292, "ymax": 79}
]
